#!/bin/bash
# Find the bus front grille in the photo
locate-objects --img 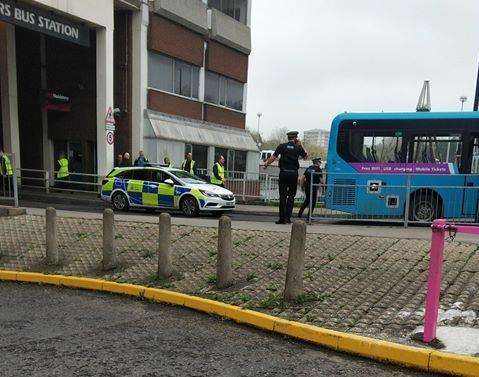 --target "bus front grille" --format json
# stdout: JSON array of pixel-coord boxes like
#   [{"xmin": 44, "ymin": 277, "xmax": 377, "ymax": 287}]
[{"xmin": 332, "ymin": 179, "xmax": 356, "ymax": 206}]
